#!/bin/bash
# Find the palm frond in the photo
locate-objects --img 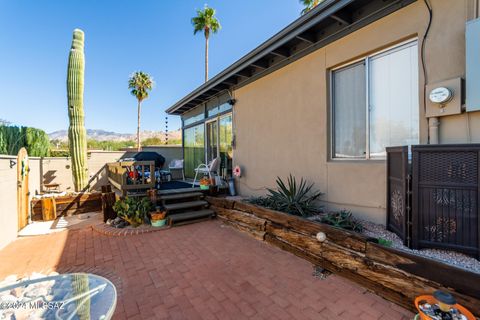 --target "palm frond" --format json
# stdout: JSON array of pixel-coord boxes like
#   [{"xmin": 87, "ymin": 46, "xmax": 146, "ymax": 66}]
[
  {"xmin": 128, "ymin": 71, "xmax": 154, "ymax": 102},
  {"xmin": 191, "ymin": 5, "xmax": 221, "ymax": 38},
  {"xmin": 300, "ymin": 0, "xmax": 323, "ymax": 15}
]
